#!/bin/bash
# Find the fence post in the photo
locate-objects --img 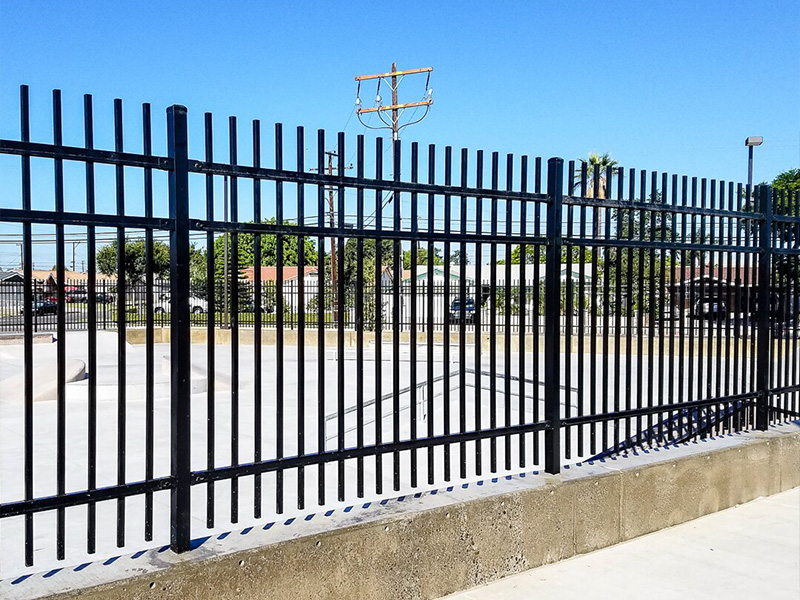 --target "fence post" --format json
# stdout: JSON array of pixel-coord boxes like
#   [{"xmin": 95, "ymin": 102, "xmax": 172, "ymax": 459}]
[
  {"xmin": 167, "ymin": 104, "xmax": 192, "ymax": 552},
  {"xmin": 755, "ymin": 183, "xmax": 773, "ymax": 431},
  {"xmin": 544, "ymin": 157, "xmax": 564, "ymax": 474}
]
